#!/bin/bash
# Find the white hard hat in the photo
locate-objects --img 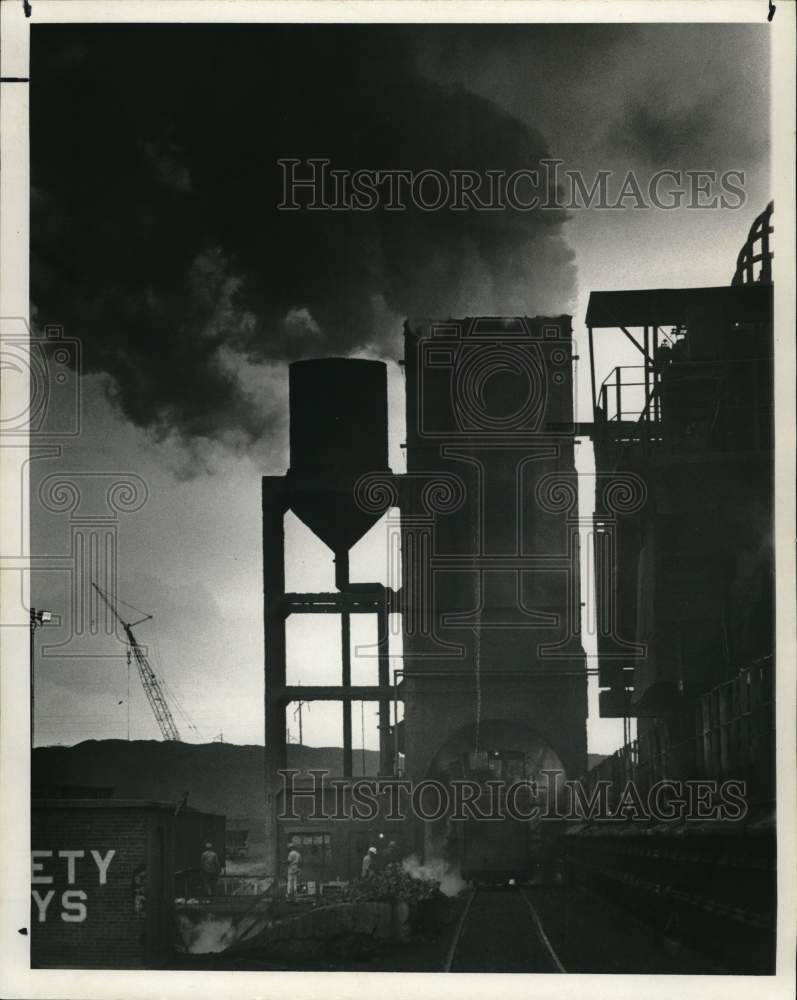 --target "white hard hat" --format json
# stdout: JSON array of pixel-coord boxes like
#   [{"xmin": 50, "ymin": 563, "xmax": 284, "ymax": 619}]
[{"xmin": 368, "ymin": 846, "xmax": 377, "ymax": 854}]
